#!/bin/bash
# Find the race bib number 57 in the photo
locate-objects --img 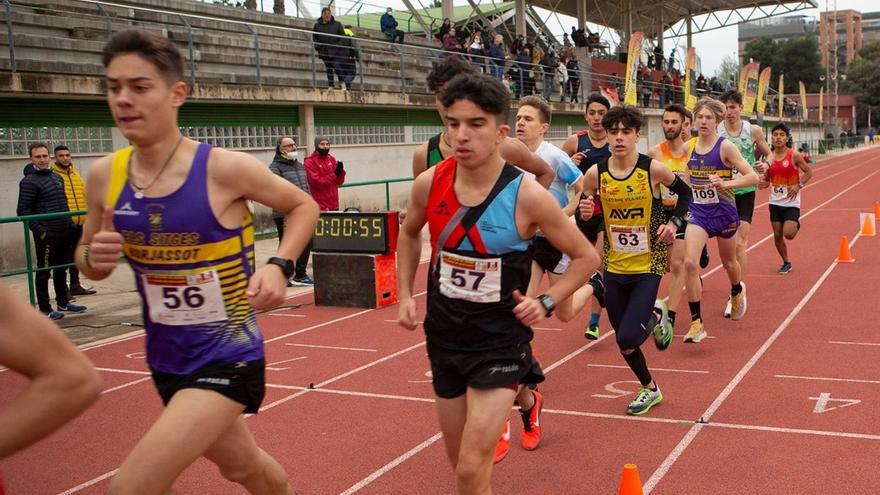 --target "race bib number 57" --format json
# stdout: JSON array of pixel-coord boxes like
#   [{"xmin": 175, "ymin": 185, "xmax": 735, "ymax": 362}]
[
  {"xmin": 143, "ymin": 270, "xmax": 228, "ymax": 326},
  {"xmin": 438, "ymin": 252, "xmax": 502, "ymax": 303}
]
